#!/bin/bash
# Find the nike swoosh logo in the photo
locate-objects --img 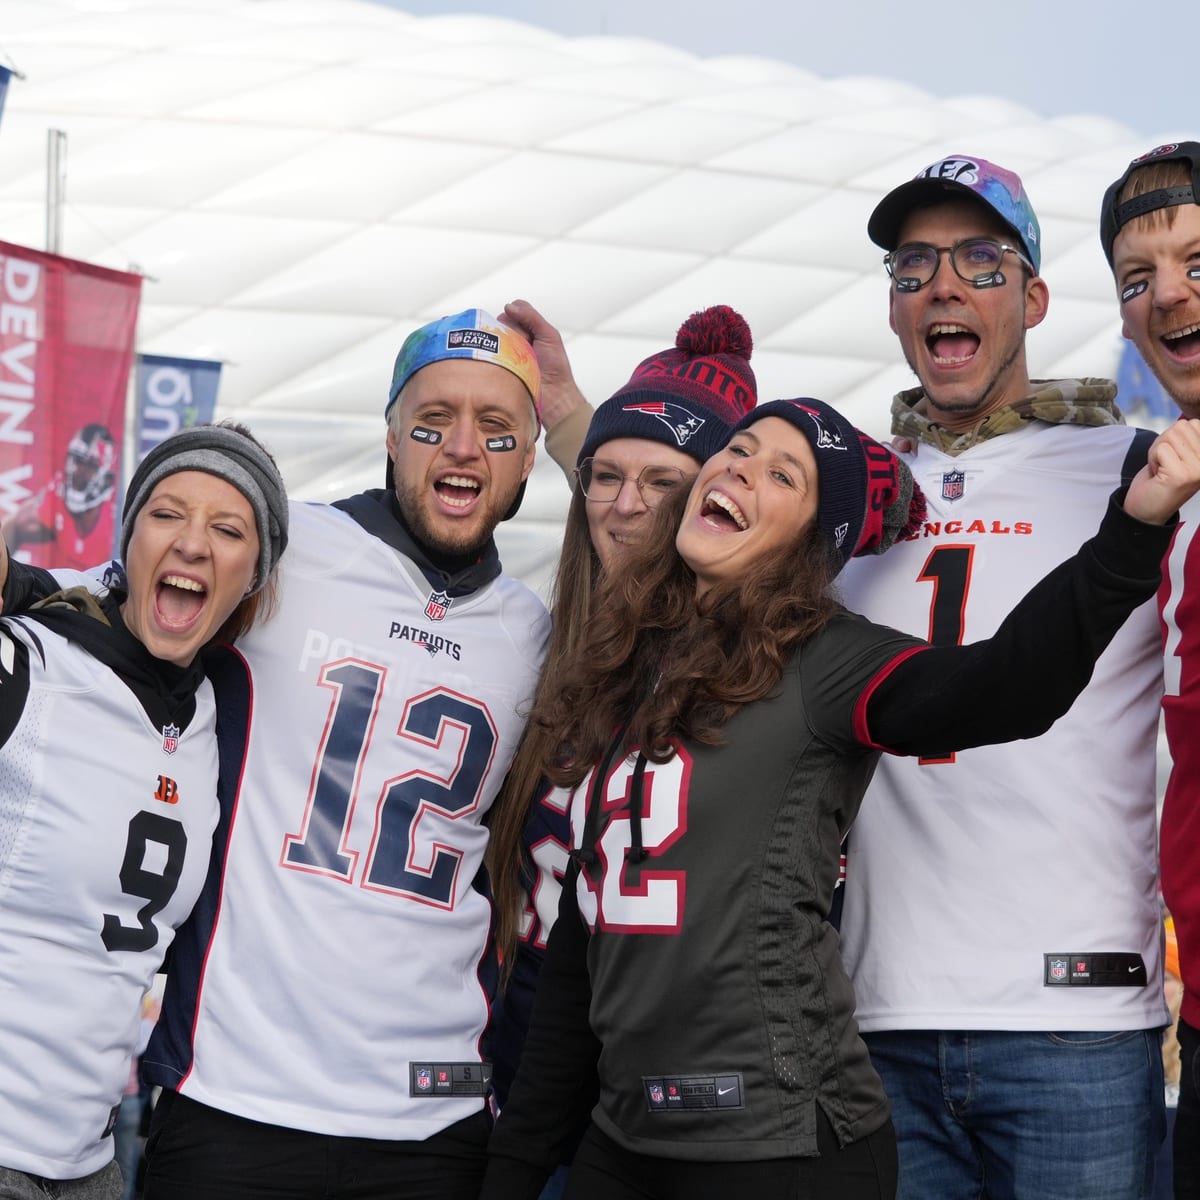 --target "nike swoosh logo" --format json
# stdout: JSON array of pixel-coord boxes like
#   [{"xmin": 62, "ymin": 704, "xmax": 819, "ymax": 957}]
[
  {"xmin": 717, "ymin": 1085, "xmax": 736, "ymax": 1096},
  {"xmin": 1128, "ymin": 965, "xmax": 1140, "ymax": 972}
]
